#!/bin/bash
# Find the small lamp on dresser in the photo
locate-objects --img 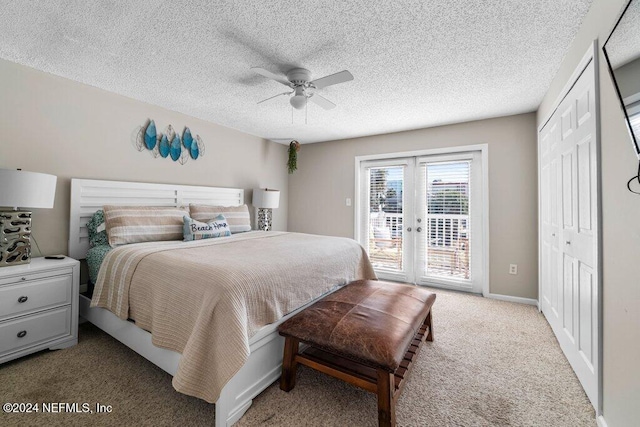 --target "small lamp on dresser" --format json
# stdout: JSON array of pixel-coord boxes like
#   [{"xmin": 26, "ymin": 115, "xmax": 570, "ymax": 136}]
[
  {"xmin": 252, "ymin": 188, "xmax": 280, "ymax": 231},
  {"xmin": 0, "ymin": 168, "xmax": 57, "ymax": 267}
]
